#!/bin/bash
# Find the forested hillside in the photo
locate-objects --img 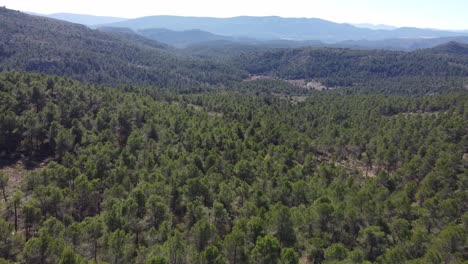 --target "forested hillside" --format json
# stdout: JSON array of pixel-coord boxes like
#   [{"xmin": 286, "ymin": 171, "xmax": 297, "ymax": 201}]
[
  {"xmin": 236, "ymin": 46, "xmax": 468, "ymax": 80},
  {"xmin": 232, "ymin": 46, "xmax": 468, "ymax": 95},
  {"xmin": 0, "ymin": 8, "xmax": 245, "ymax": 88},
  {"xmin": 1, "ymin": 72, "xmax": 466, "ymax": 263},
  {"xmin": 426, "ymin": 41, "xmax": 468, "ymax": 56}
]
